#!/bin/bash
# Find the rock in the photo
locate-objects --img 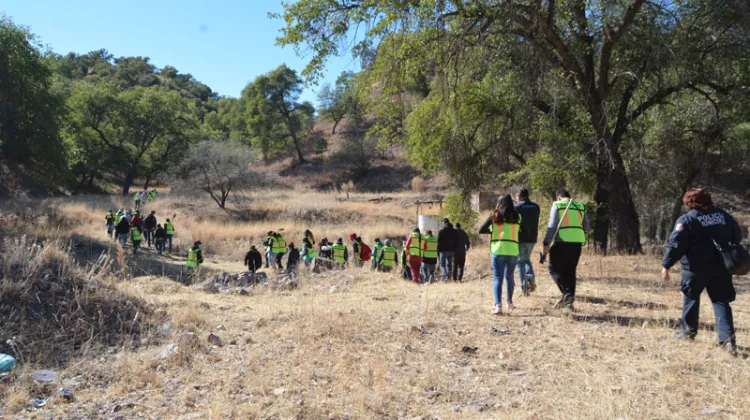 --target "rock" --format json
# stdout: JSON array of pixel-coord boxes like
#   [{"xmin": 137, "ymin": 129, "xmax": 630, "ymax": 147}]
[
  {"xmin": 208, "ymin": 333, "xmax": 223, "ymax": 347},
  {"xmin": 273, "ymin": 387, "xmax": 285, "ymax": 396},
  {"xmin": 178, "ymin": 332, "xmax": 200, "ymax": 350},
  {"xmin": 461, "ymin": 346, "xmax": 478, "ymax": 354},
  {"xmin": 57, "ymin": 388, "xmax": 75, "ymax": 402},
  {"xmin": 157, "ymin": 344, "xmax": 178, "ymax": 360},
  {"xmin": 701, "ymin": 408, "xmax": 719, "ymax": 415},
  {"xmin": 238, "ymin": 288, "xmax": 252, "ymax": 296},
  {"xmin": 31, "ymin": 370, "xmax": 60, "ymax": 385},
  {"xmin": 329, "ymin": 286, "xmax": 338, "ymax": 293},
  {"xmin": 216, "ymin": 324, "xmax": 226, "ymax": 331},
  {"xmin": 491, "ymin": 327, "xmax": 511, "ymax": 335},
  {"xmin": 156, "ymin": 320, "xmax": 174, "ymax": 337}
]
